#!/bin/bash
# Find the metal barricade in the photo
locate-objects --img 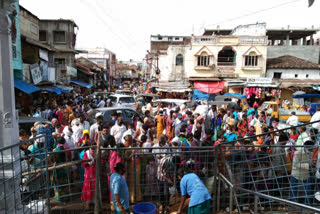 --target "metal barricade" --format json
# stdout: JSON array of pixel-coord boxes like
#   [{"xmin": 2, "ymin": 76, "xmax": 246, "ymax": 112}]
[{"xmin": 1, "ymin": 120, "xmax": 320, "ymax": 213}]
